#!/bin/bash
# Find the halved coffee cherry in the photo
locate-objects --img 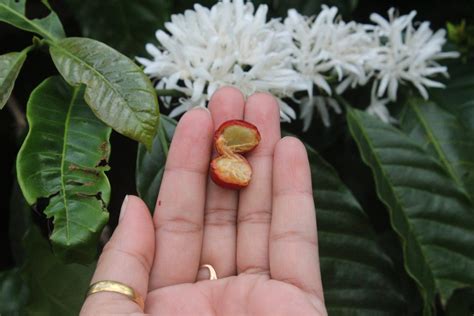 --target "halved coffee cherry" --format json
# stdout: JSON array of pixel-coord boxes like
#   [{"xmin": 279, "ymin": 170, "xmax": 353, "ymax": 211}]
[
  {"xmin": 210, "ymin": 154, "xmax": 252, "ymax": 189},
  {"xmin": 210, "ymin": 120, "xmax": 261, "ymax": 190},
  {"xmin": 214, "ymin": 120, "xmax": 261, "ymax": 155}
]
